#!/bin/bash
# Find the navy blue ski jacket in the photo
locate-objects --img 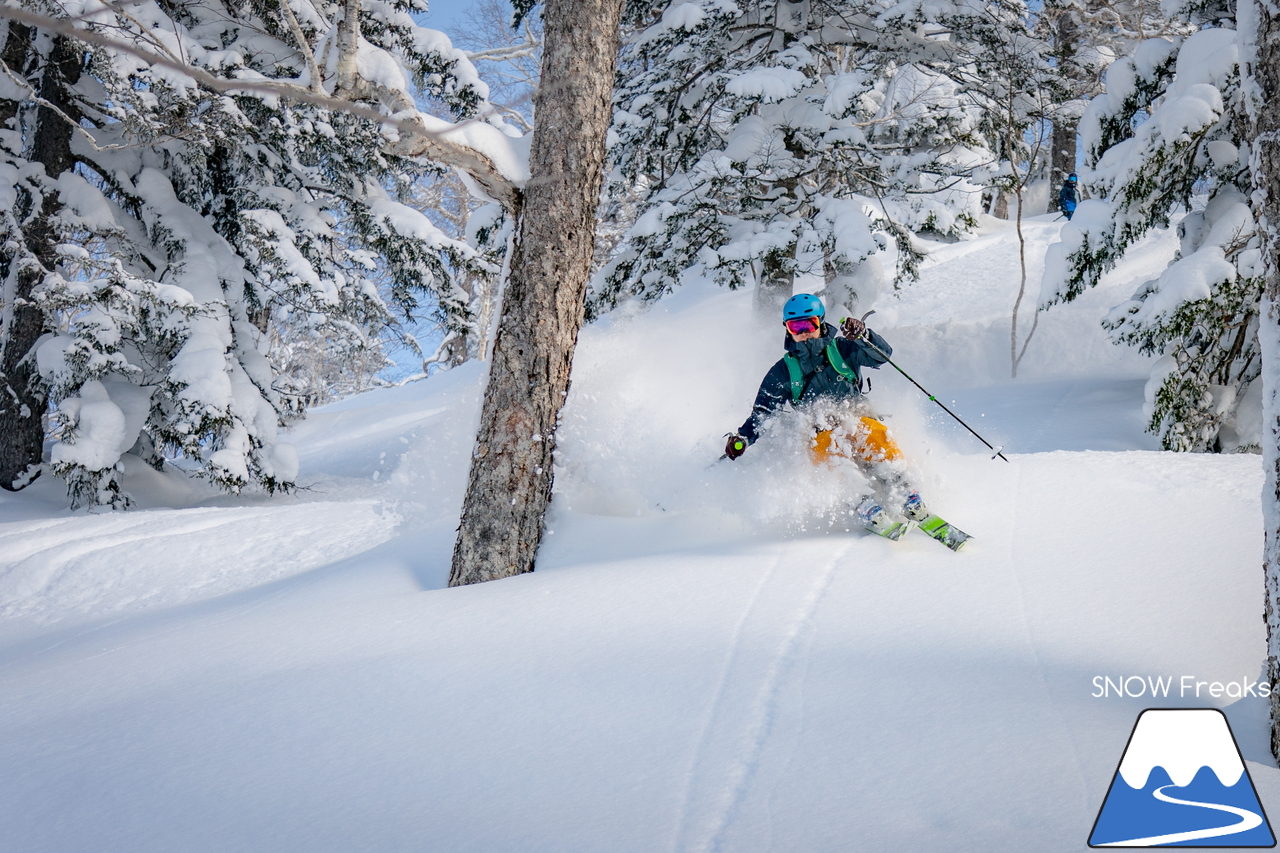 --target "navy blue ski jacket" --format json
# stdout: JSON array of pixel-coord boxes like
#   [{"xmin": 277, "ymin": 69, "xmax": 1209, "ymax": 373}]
[
  {"xmin": 1059, "ymin": 181, "xmax": 1079, "ymax": 212},
  {"xmin": 737, "ymin": 323, "xmax": 892, "ymax": 445}
]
